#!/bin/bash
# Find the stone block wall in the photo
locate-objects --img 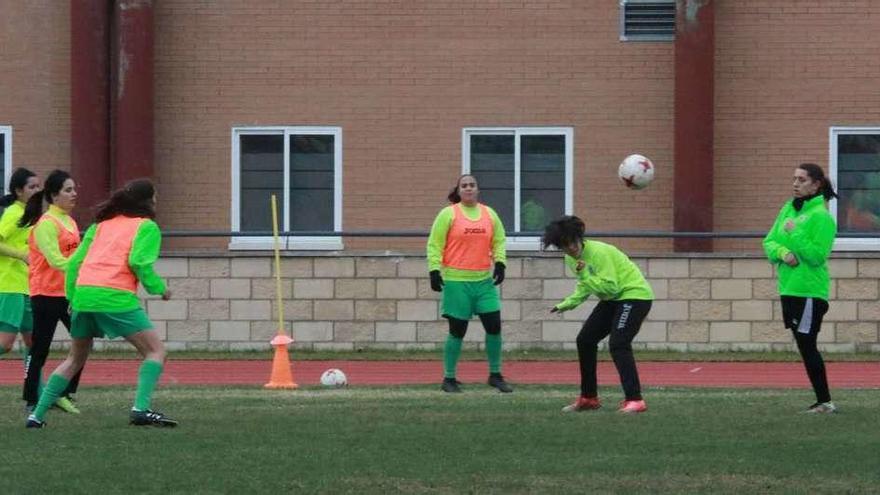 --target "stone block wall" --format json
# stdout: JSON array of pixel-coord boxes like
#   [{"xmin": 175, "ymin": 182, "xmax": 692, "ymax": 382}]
[{"xmin": 54, "ymin": 254, "xmax": 880, "ymax": 353}]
